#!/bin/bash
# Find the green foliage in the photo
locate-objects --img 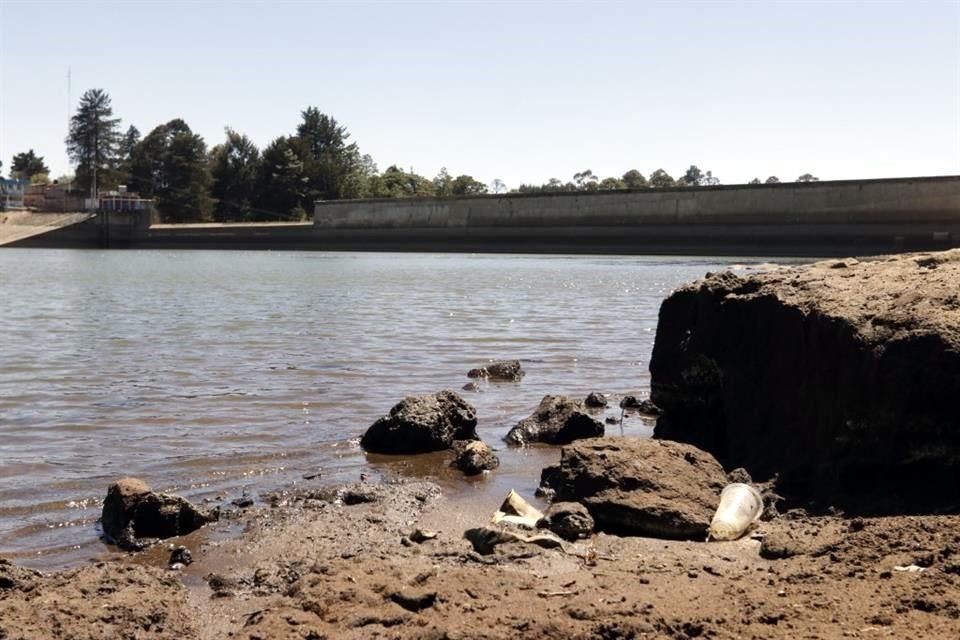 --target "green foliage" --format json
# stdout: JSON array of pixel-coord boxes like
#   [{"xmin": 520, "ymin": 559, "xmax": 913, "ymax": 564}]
[
  {"xmin": 10, "ymin": 149, "xmax": 49, "ymax": 181},
  {"xmin": 797, "ymin": 173, "xmax": 819, "ymax": 182},
  {"xmin": 598, "ymin": 177, "xmax": 624, "ymax": 190},
  {"xmin": 66, "ymin": 88, "xmax": 121, "ymax": 193},
  {"xmin": 451, "ymin": 174, "xmax": 487, "ymax": 195},
  {"xmin": 254, "ymin": 136, "xmax": 311, "ymax": 219},
  {"xmin": 681, "ymin": 165, "xmax": 704, "ymax": 187},
  {"xmin": 765, "ymin": 176, "xmax": 780, "ymax": 184},
  {"xmin": 749, "ymin": 178, "xmax": 762, "ymax": 185},
  {"xmin": 369, "ymin": 165, "xmax": 436, "ymax": 198},
  {"xmin": 572, "ymin": 170, "xmax": 597, "ymax": 190},
  {"xmin": 648, "ymin": 169, "xmax": 676, "ymax": 189},
  {"xmin": 622, "ymin": 170, "xmax": 647, "ymax": 189},
  {"xmin": 116, "ymin": 125, "xmax": 141, "ymax": 185},
  {"xmin": 129, "ymin": 119, "xmax": 212, "ymax": 222},
  {"xmin": 297, "ymin": 107, "xmax": 362, "ymax": 202},
  {"xmin": 209, "ymin": 128, "xmax": 260, "ymax": 221}
]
